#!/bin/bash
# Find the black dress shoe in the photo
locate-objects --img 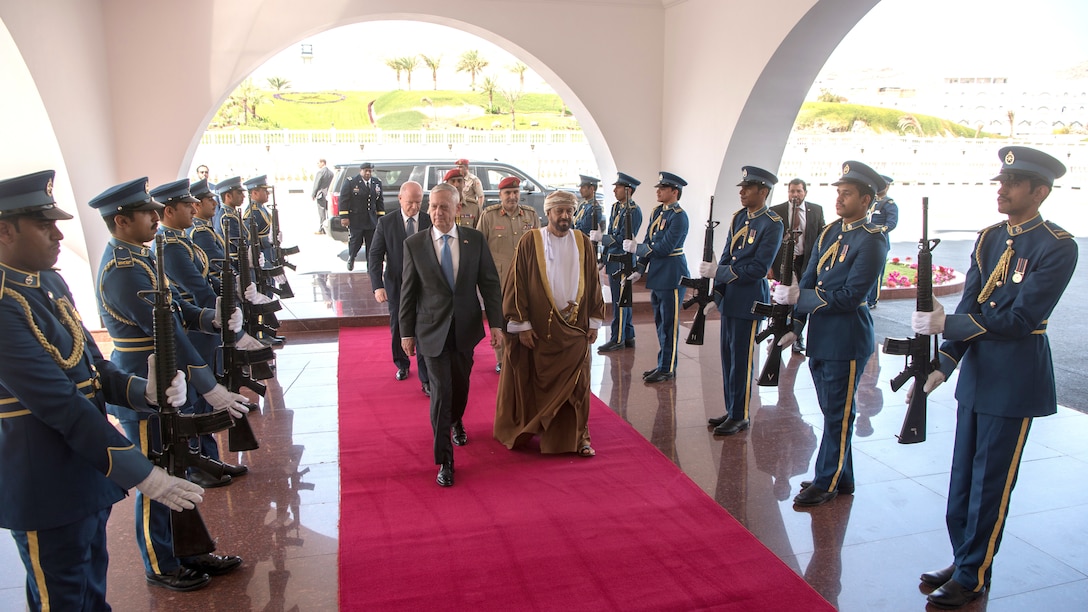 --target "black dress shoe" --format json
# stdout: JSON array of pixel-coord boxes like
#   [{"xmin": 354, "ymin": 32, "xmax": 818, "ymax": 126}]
[
  {"xmin": 395, "ymin": 368, "xmax": 408, "ymax": 381},
  {"xmin": 452, "ymin": 421, "xmax": 467, "ymax": 446},
  {"xmin": 597, "ymin": 341, "xmax": 624, "ymax": 353},
  {"xmin": 346, "ymin": 258, "xmax": 354, "ymax": 271},
  {"xmin": 437, "ymin": 463, "xmax": 454, "ymax": 487},
  {"xmin": 793, "ymin": 484, "xmax": 838, "ymax": 506},
  {"xmin": 495, "ymin": 363, "xmax": 502, "ymax": 373},
  {"xmin": 642, "ymin": 368, "xmax": 659, "ymax": 379},
  {"xmin": 920, "ymin": 564, "xmax": 956, "ymax": 587},
  {"xmin": 145, "ymin": 567, "xmax": 210, "ymax": 592},
  {"xmin": 182, "ymin": 553, "xmax": 243, "ymax": 576},
  {"xmin": 421, "ymin": 382, "xmax": 431, "ymax": 397},
  {"xmin": 625, "ymin": 339, "xmax": 636, "ymax": 347},
  {"xmin": 712, "ymin": 418, "xmax": 750, "ymax": 436},
  {"xmin": 707, "ymin": 414, "xmax": 728, "ymax": 427},
  {"xmin": 221, "ymin": 463, "xmax": 248, "ymax": 477},
  {"xmin": 801, "ymin": 480, "xmax": 855, "ymax": 495},
  {"xmin": 189, "ymin": 471, "xmax": 231, "ymax": 488},
  {"xmin": 927, "ymin": 579, "xmax": 983, "ymax": 608},
  {"xmin": 644, "ymin": 370, "xmax": 675, "ymax": 383}
]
